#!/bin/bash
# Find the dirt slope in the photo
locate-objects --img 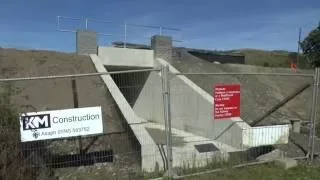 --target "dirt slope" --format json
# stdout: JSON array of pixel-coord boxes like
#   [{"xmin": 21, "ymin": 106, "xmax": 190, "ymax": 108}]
[{"xmin": 0, "ymin": 48, "xmax": 140, "ymax": 179}]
